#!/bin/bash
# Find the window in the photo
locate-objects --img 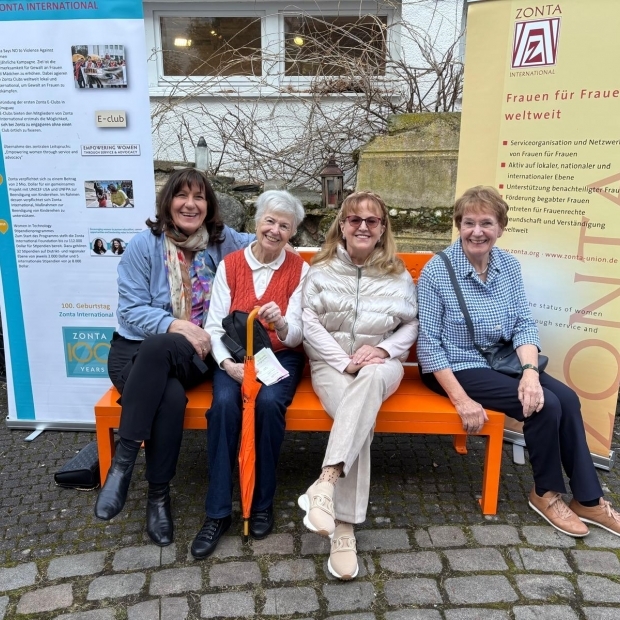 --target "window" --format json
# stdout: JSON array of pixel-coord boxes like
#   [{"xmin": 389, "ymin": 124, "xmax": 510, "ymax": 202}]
[
  {"xmin": 284, "ymin": 14, "xmax": 388, "ymax": 77},
  {"xmin": 160, "ymin": 16, "xmax": 262, "ymax": 77},
  {"xmin": 147, "ymin": 2, "xmax": 393, "ymax": 91}
]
